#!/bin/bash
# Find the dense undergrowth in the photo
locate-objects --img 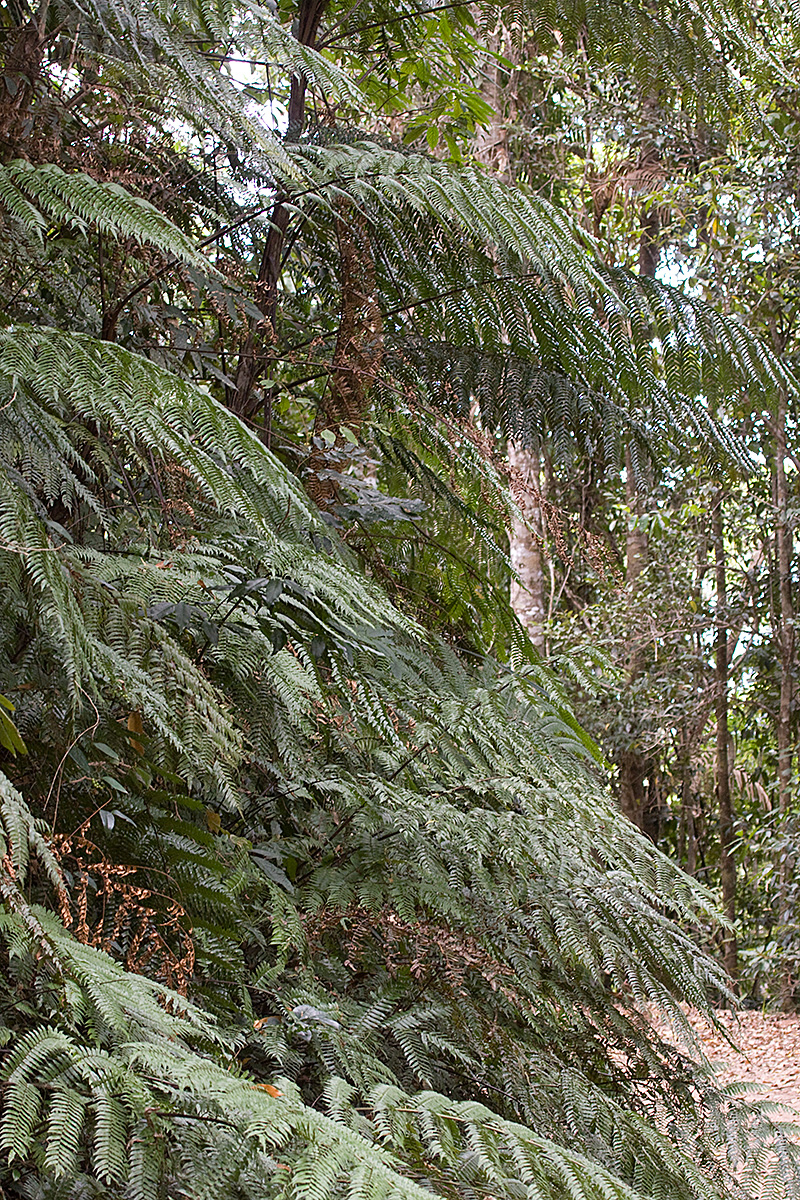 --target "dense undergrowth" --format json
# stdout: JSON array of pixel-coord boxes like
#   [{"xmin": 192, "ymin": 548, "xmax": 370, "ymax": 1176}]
[{"xmin": 1, "ymin": 1, "xmax": 800, "ymax": 1198}]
